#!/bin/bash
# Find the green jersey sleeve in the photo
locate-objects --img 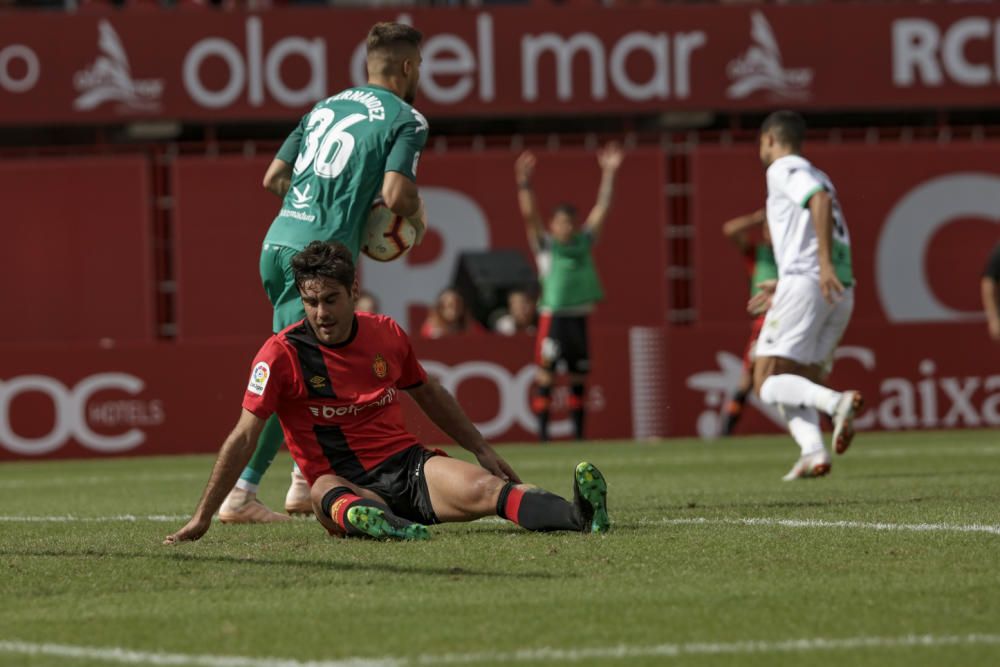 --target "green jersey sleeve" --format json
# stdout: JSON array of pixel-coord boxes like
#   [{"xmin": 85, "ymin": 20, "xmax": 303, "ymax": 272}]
[
  {"xmin": 385, "ymin": 109, "xmax": 429, "ymax": 181},
  {"xmin": 275, "ymin": 121, "xmax": 304, "ymax": 164}
]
